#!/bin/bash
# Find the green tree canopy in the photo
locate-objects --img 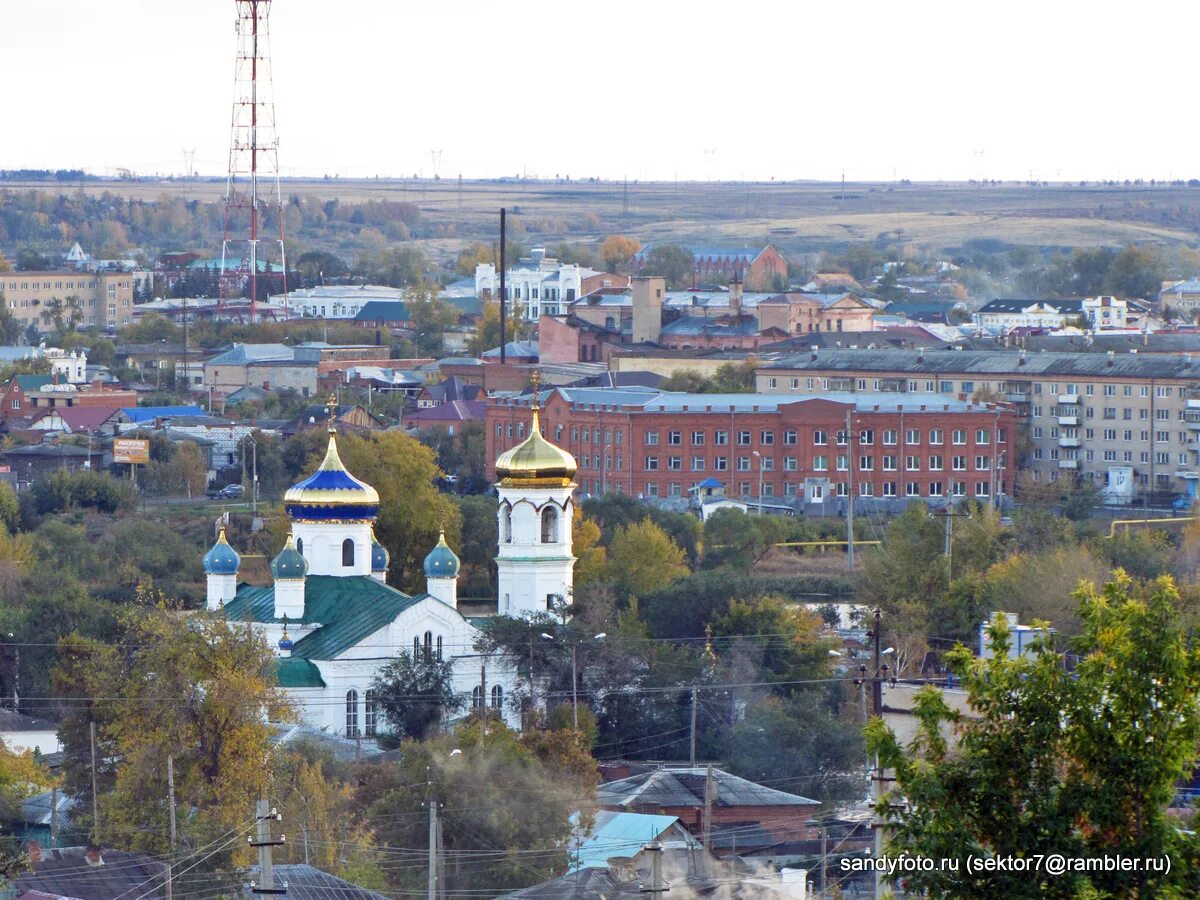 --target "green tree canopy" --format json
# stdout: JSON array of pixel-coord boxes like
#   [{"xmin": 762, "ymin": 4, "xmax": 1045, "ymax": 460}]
[
  {"xmin": 370, "ymin": 649, "xmax": 463, "ymax": 741},
  {"xmin": 867, "ymin": 573, "xmax": 1200, "ymax": 898}
]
